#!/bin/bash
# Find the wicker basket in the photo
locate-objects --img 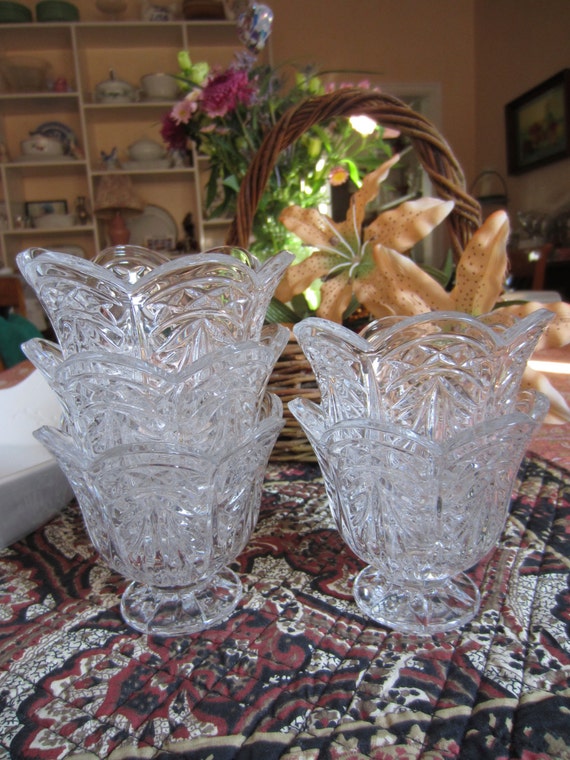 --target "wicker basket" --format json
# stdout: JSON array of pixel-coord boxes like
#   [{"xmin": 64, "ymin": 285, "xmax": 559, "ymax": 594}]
[{"xmin": 225, "ymin": 87, "xmax": 482, "ymax": 462}]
